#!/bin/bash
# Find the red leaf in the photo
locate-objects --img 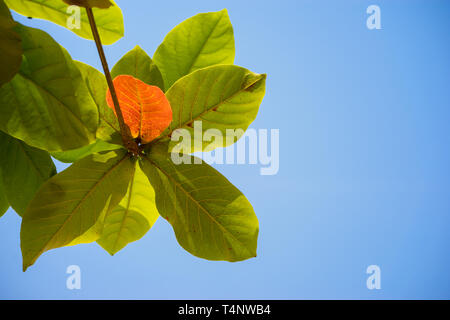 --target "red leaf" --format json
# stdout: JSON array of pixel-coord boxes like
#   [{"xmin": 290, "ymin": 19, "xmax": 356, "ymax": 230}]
[{"xmin": 106, "ymin": 75, "xmax": 172, "ymax": 144}]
